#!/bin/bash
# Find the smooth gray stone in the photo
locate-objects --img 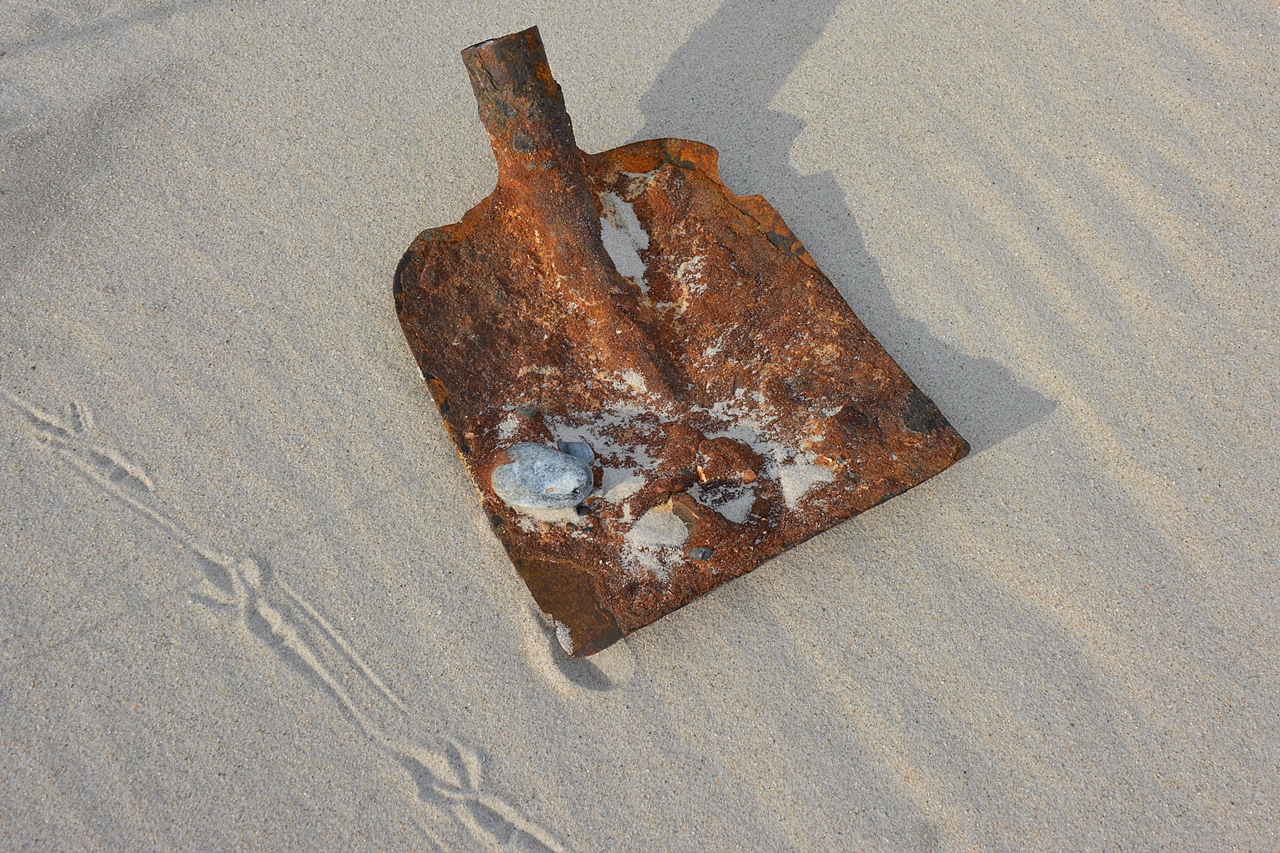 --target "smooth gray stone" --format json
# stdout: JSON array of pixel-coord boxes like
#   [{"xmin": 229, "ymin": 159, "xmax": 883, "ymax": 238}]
[
  {"xmin": 557, "ymin": 440, "xmax": 594, "ymax": 464},
  {"xmin": 491, "ymin": 442, "xmax": 594, "ymax": 510}
]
